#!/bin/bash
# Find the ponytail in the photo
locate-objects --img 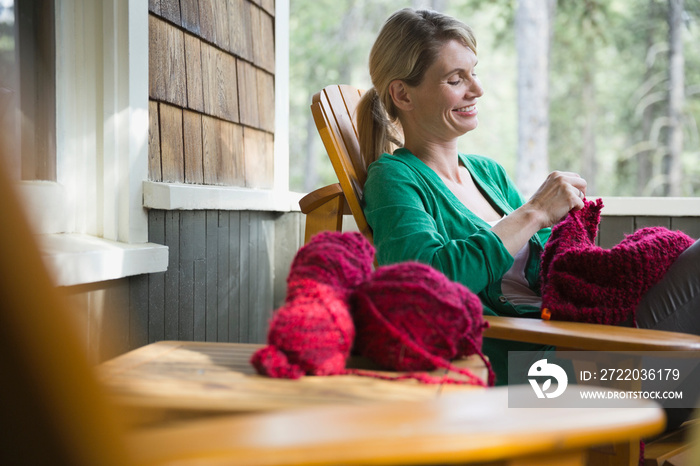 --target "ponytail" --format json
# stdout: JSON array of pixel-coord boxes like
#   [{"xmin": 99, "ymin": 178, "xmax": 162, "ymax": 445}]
[{"xmin": 357, "ymin": 87, "xmax": 403, "ymax": 170}]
